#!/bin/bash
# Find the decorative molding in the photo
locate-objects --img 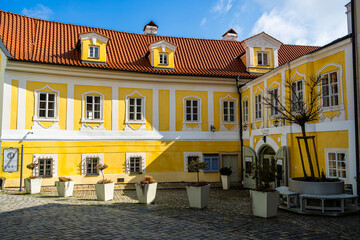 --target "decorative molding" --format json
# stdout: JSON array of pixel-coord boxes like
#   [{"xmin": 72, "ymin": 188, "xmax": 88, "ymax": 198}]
[
  {"xmin": 79, "ymin": 32, "xmax": 109, "ymax": 44},
  {"xmin": 125, "ymin": 152, "xmax": 146, "ymax": 174},
  {"xmin": 124, "ymin": 90, "xmax": 147, "ymax": 131},
  {"xmin": 80, "ymin": 91, "xmax": 105, "ymax": 131},
  {"xmin": 182, "ymin": 95, "xmax": 202, "ymax": 131},
  {"xmin": 184, "ymin": 152, "xmax": 203, "ymax": 172},
  {"xmin": 219, "ymin": 94, "xmax": 239, "ymax": 131},
  {"xmin": 149, "ymin": 39, "xmax": 177, "ymax": 52},
  {"xmin": 81, "ymin": 153, "xmax": 104, "ymax": 176}
]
